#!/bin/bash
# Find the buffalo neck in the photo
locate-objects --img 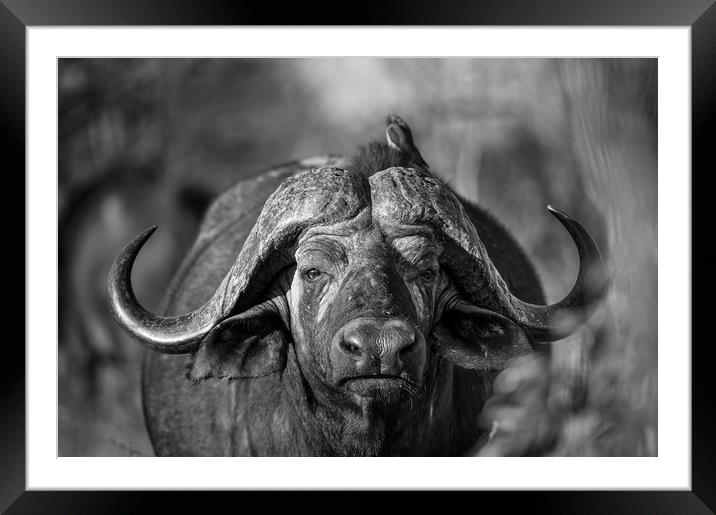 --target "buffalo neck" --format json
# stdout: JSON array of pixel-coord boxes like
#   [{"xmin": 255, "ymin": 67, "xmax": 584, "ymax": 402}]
[{"xmin": 246, "ymin": 345, "xmax": 478, "ymax": 456}]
